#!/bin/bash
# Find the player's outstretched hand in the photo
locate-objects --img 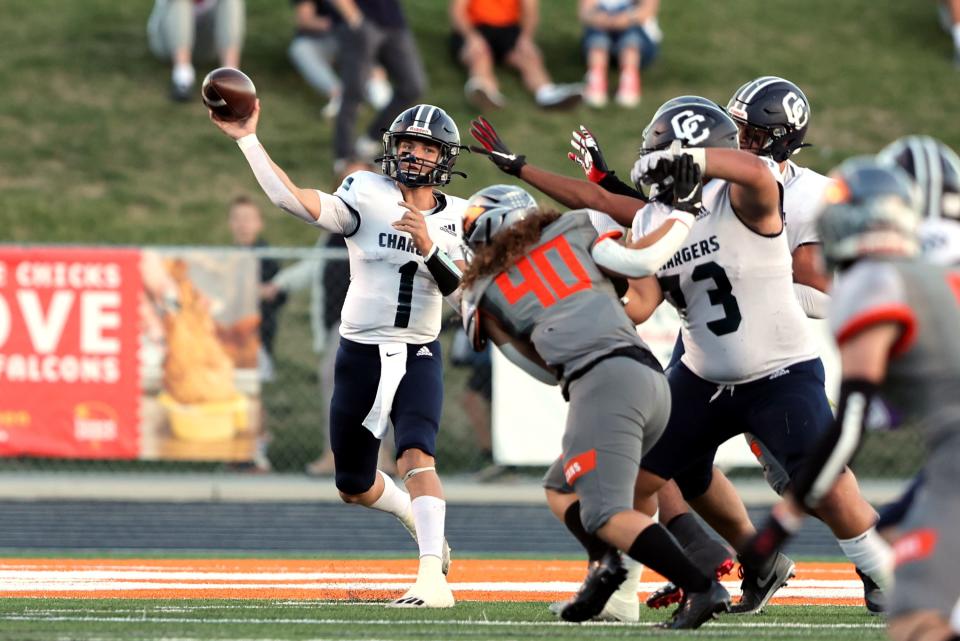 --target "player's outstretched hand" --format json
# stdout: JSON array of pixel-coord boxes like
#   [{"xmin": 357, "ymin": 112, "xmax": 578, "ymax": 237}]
[
  {"xmin": 393, "ymin": 201, "xmax": 433, "ymax": 255},
  {"xmin": 671, "ymin": 154, "xmax": 703, "ymax": 214},
  {"xmin": 568, "ymin": 125, "xmax": 610, "ymax": 184},
  {"xmin": 469, "ymin": 116, "xmax": 527, "ymax": 176},
  {"xmin": 210, "ymin": 98, "xmax": 260, "ymax": 141}
]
